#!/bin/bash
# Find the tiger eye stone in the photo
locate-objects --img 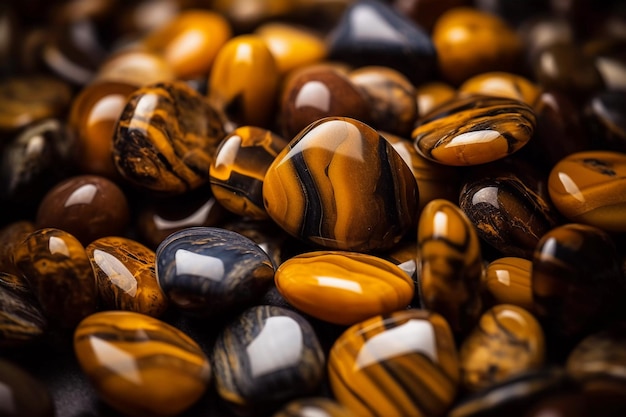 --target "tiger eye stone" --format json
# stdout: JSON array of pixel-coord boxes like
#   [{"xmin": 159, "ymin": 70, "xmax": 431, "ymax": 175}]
[
  {"xmin": 95, "ymin": 49, "xmax": 176, "ymax": 87},
  {"xmin": 208, "ymin": 35, "xmax": 279, "ymax": 129},
  {"xmin": 412, "ymin": 95, "xmax": 536, "ymax": 166},
  {"xmin": 415, "ymin": 81, "xmax": 457, "ymax": 118},
  {"xmin": 113, "ymin": 81, "xmax": 226, "ymax": 195},
  {"xmin": 86, "ymin": 237, "xmax": 167, "ymax": 317},
  {"xmin": 142, "ymin": 10, "xmax": 231, "ymax": 79},
  {"xmin": 0, "ymin": 358, "xmax": 54, "ymax": 417},
  {"xmin": 327, "ymin": 0, "xmax": 437, "ymax": 84},
  {"xmin": 273, "ymin": 397, "xmax": 354, "ymax": 417},
  {"xmin": 275, "ymin": 251, "xmax": 414, "ymax": 325},
  {"xmin": 211, "ymin": 0, "xmax": 295, "ymax": 32},
  {"xmin": 459, "ymin": 304, "xmax": 545, "ymax": 392},
  {"xmin": 417, "ymin": 199, "xmax": 482, "ymax": 336},
  {"xmin": 255, "ymin": 22, "xmax": 327, "ymax": 75},
  {"xmin": 13, "ymin": 228, "xmax": 97, "ymax": 329},
  {"xmin": 459, "ymin": 167, "xmax": 560, "ymax": 258},
  {"xmin": 279, "ymin": 66, "xmax": 372, "ymax": 140},
  {"xmin": 36, "ymin": 175, "xmax": 130, "ymax": 245},
  {"xmin": 156, "ymin": 227, "xmax": 274, "ymax": 317},
  {"xmin": 0, "ymin": 75, "xmax": 72, "ymax": 133},
  {"xmin": 548, "ymin": 151, "xmax": 626, "ymax": 232},
  {"xmin": 348, "ymin": 66, "xmax": 418, "ymax": 137},
  {"xmin": 459, "ymin": 72, "xmax": 542, "ymax": 106},
  {"xmin": 432, "ymin": 7, "xmax": 523, "ymax": 85},
  {"xmin": 74, "ymin": 311, "xmax": 211, "ymax": 417},
  {"xmin": 263, "ymin": 117, "xmax": 418, "ymax": 252},
  {"xmin": 484, "ymin": 257, "xmax": 534, "ymax": 311},
  {"xmin": 210, "ymin": 126, "xmax": 288, "ymax": 220},
  {"xmin": 585, "ymin": 91, "xmax": 626, "ymax": 152},
  {"xmin": 212, "ymin": 305, "xmax": 325, "ymax": 414},
  {"xmin": 69, "ymin": 81, "xmax": 137, "ymax": 178},
  {"xmin": 329, "ymin": 309, "xmax": 459, "ymax": 417},
  {"xmin": 0, "ymin": 272, "xmax": 47, "ymax": 347},
  {"xmin": 0, "ymin": 221, "xmax": 34, "ymax": 276},
  {"xmin": 532, "ymin": 224, "xmax": 626, "ymax": 345}
]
